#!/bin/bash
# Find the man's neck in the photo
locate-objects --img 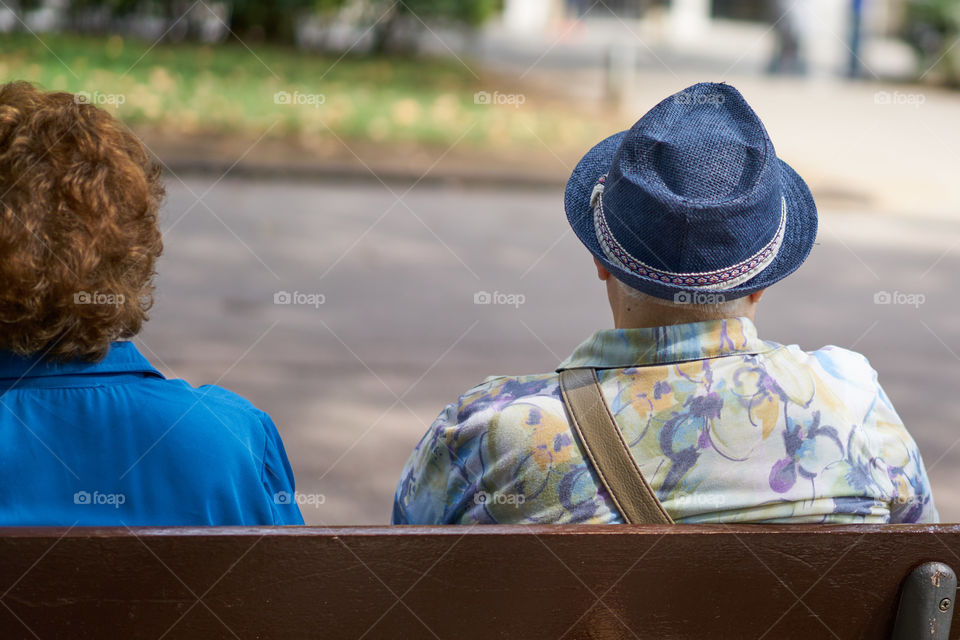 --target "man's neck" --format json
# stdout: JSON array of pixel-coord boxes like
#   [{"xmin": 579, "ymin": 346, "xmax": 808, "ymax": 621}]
[{"xmin": 610, "ymin": 305, "xmax": 756, "ymax": 330}]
